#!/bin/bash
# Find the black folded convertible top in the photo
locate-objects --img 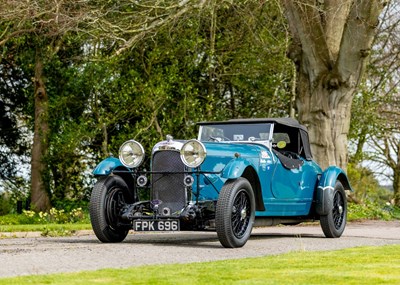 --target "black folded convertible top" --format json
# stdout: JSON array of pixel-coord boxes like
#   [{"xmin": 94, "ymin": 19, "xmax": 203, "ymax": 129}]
[
  {"xmin": 197, "ymin": 118, "xmax": 313, "ymax": 160},
  {"xmin": 197, "ymin": 118, "xmax": 308, "ymax": 132}
]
